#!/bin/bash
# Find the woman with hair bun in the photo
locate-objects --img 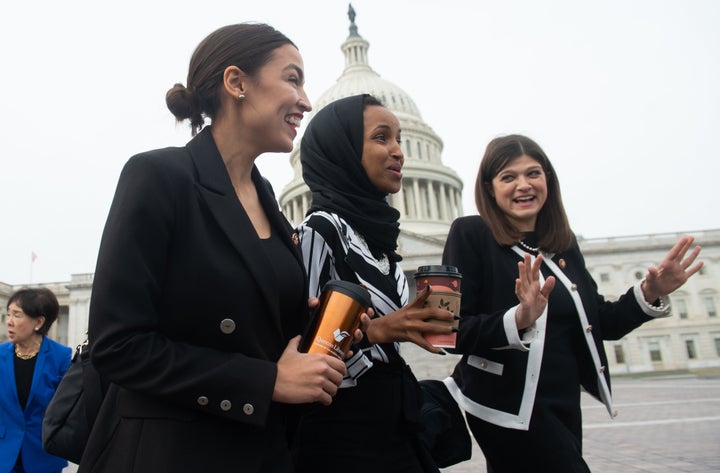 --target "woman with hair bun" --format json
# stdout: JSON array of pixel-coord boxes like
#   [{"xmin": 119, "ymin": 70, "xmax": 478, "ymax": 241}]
[{"xmin": 80, "ymin": 23, "xmax": 355, "ymax": 473}]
